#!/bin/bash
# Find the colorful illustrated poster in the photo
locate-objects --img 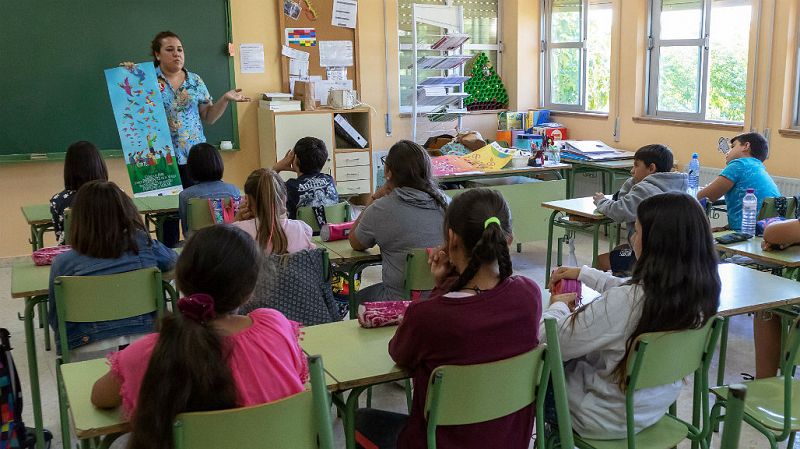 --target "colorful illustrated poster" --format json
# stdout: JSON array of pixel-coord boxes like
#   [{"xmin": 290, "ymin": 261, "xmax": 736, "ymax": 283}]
[
  {"xmin": 460, "ymin": 142, "xmax": 513, "ymax": 171},
  {"xmin": 431, "ymin": 155, "xmax": 481, "ymax": 177},
  {"xmin": 105, "ymin": 63, "xmax": 182, "ymax": 197}
]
